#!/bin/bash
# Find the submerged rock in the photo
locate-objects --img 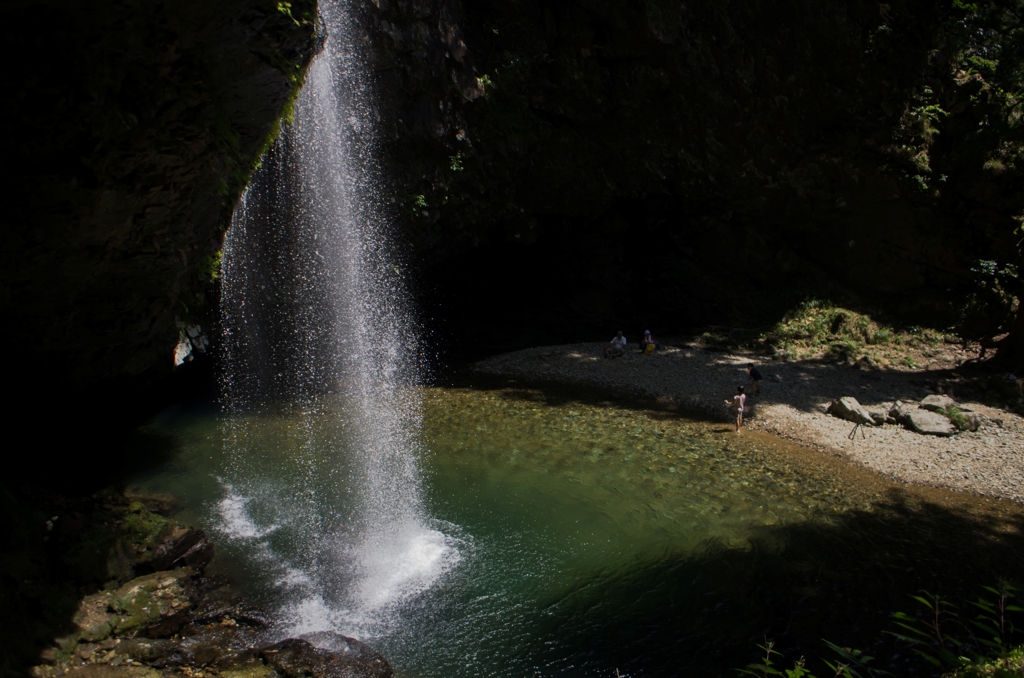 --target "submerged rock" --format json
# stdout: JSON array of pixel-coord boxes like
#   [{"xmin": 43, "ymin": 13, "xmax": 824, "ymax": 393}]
[
  {"xmin": 262, "ymin": 637, "xmax": 393, "ymax": 678},
  {"xmin": 826, "ymin": 397, "xmax": 877, "ymax": 426}
]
